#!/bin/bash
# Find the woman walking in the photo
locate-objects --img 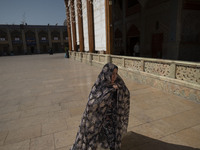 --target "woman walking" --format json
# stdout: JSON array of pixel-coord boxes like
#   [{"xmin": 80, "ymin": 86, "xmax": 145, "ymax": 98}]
[{"xmin": 71, "ymin": 63, "xmax": 130, "ymax": 150}]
